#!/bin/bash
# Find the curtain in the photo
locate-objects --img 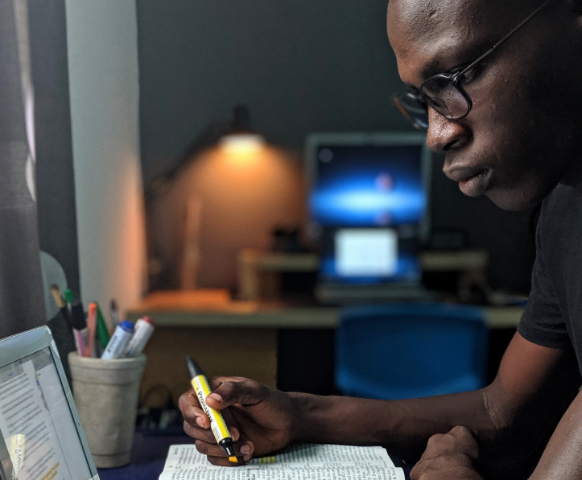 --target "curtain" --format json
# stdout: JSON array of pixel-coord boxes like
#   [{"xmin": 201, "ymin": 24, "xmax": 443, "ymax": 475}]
[{"xmin": 0, "ymin": 0, "xmax": 46, "ymax": 338}]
